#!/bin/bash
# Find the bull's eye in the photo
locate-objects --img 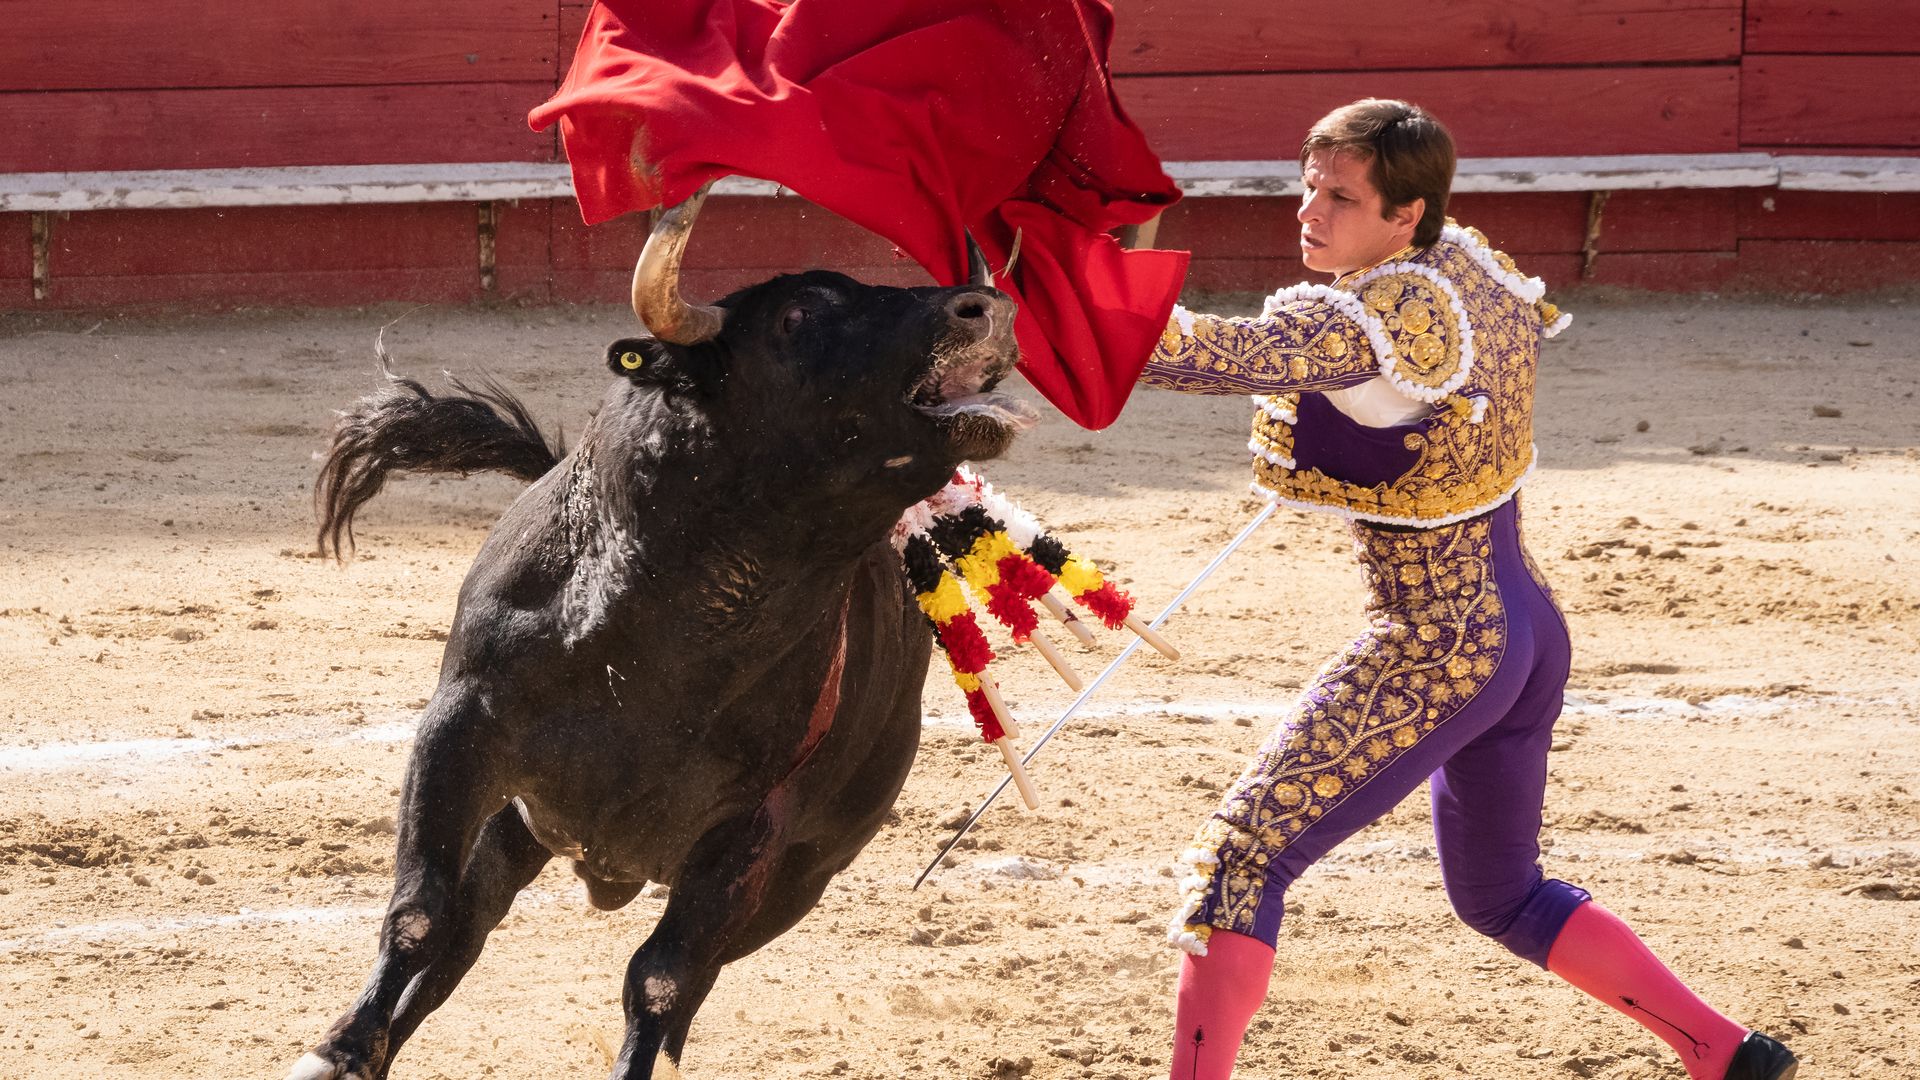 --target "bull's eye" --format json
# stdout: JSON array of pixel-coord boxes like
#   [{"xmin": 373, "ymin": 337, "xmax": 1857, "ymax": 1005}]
[
  {"xmin": 781, "ymin": 306, "xmax": 809, "ymax": 334},
  {"xmin": 618, "ymin": 350, "xmax": 644, "ymax": 370}
]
